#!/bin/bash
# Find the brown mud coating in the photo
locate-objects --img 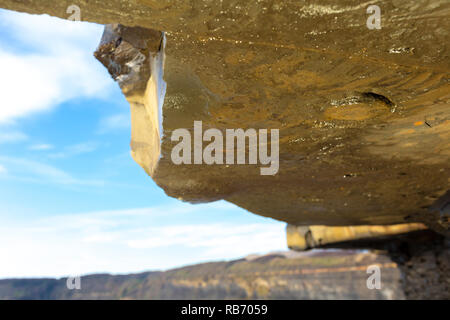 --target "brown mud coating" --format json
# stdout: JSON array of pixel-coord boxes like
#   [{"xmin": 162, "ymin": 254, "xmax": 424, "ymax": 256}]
[{"xmin": 0, "ymin": 1, "xmax": 448, "ymax": 230}]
